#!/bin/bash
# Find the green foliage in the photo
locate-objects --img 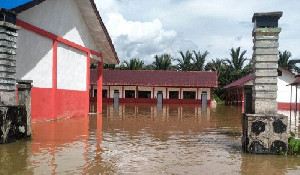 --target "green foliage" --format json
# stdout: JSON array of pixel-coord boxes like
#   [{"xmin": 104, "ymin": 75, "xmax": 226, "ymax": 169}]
[
  {"xmin": 224, "ymin": 47, "xmax": 247, "ymax": 71},
  {"xmin": 205, "ymin": 47, "xmax": 252, "ymax": 100},
  {"xmin": 120, "ymin": 58, "xmax": 145, "ymax": 70},
  {"xmin": 175, "ymin": 51, "xmax": 194, "ymax": 71},
  {"xmin": 278, "ymin": 50, "xmax": 300, "ymax": 73},
  {"xmin": 103, "ymin": 64, "xmax": 116, "ymax": 69},
  {"xmin": 152, "ymin": 54, "xmax": 173, "ymax": 70},
  {"xmin": 192, "ymin": 50, "xmax": 209, "ymax": 71},
  {"xmin": 288, "ymin": 133, "xmax": 300, "ymax": 155},
  {"xmin": 212, "ymin": 93, "xmax": 224, "ymax": 104}
]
